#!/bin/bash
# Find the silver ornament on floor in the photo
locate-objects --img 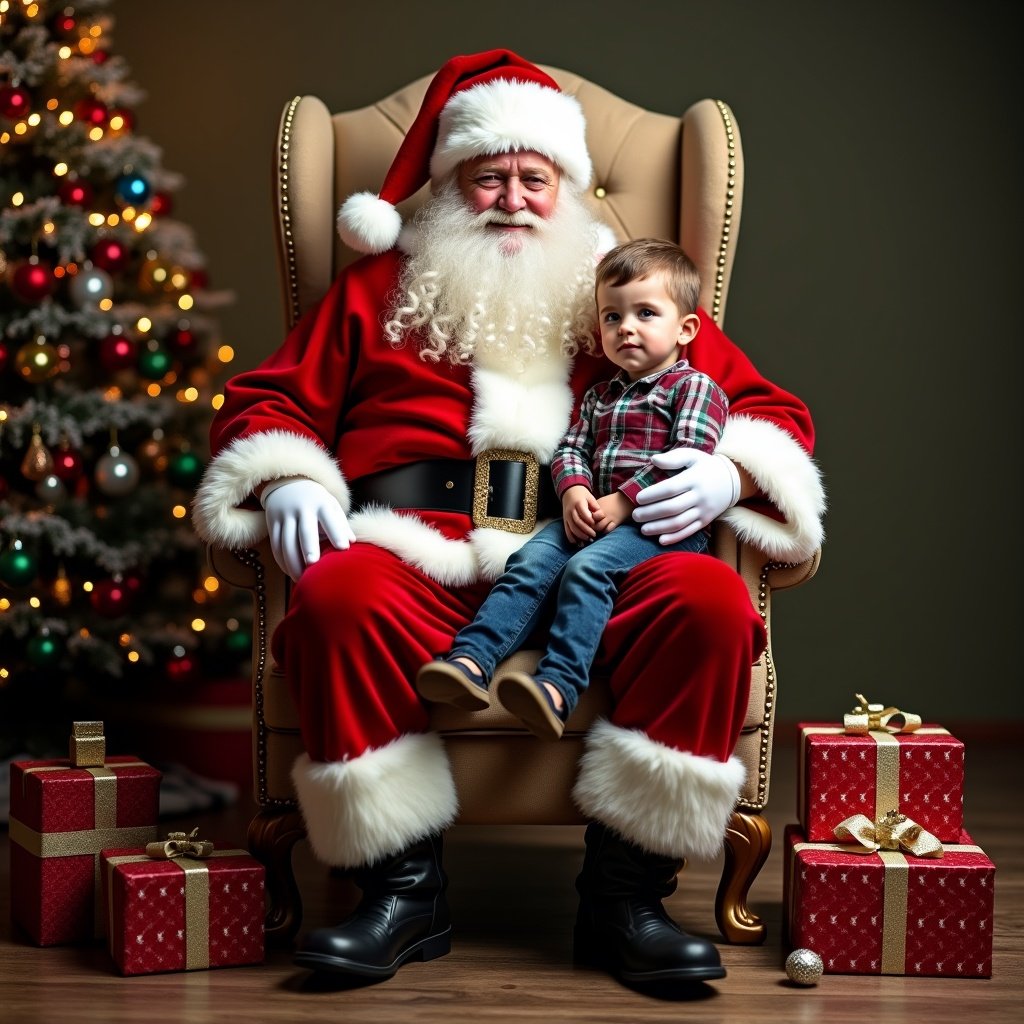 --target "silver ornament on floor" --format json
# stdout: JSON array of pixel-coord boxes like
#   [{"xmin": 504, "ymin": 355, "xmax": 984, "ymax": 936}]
[{"xmin": 785, "ymin": 947, "xmax": 823, "ymax": 985}]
